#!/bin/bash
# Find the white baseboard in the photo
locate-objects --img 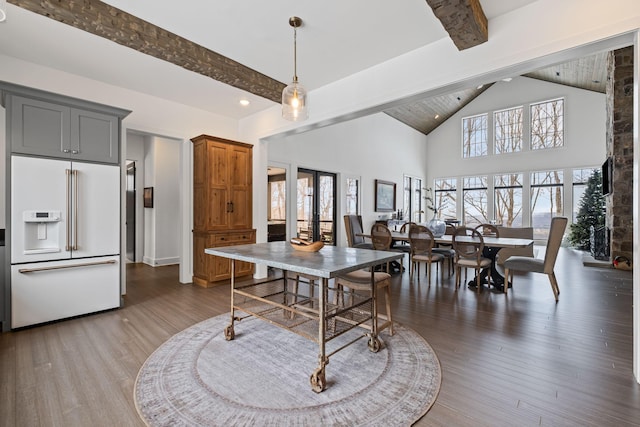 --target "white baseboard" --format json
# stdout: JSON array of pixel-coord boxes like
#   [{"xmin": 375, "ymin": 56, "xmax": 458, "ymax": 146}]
[{"xmin": 143, "ymin": 256, "xmax": 180, "ymax": 267}]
